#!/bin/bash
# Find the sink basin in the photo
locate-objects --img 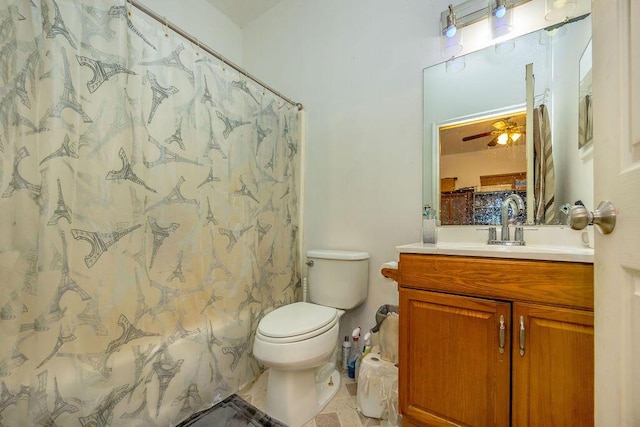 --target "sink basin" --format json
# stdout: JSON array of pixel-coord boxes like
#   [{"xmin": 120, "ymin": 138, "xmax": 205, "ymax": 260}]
[{"xmin": 397, "ymin": 226, "xmax": 594, "ymax": 263}]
